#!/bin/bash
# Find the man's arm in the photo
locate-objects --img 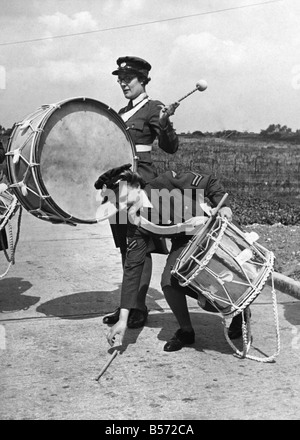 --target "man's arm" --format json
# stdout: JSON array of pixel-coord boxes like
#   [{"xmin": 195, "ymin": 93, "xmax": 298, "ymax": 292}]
[{"xmin": 205, "ymin": 176, "xmax": 232, "ymax": 220}]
